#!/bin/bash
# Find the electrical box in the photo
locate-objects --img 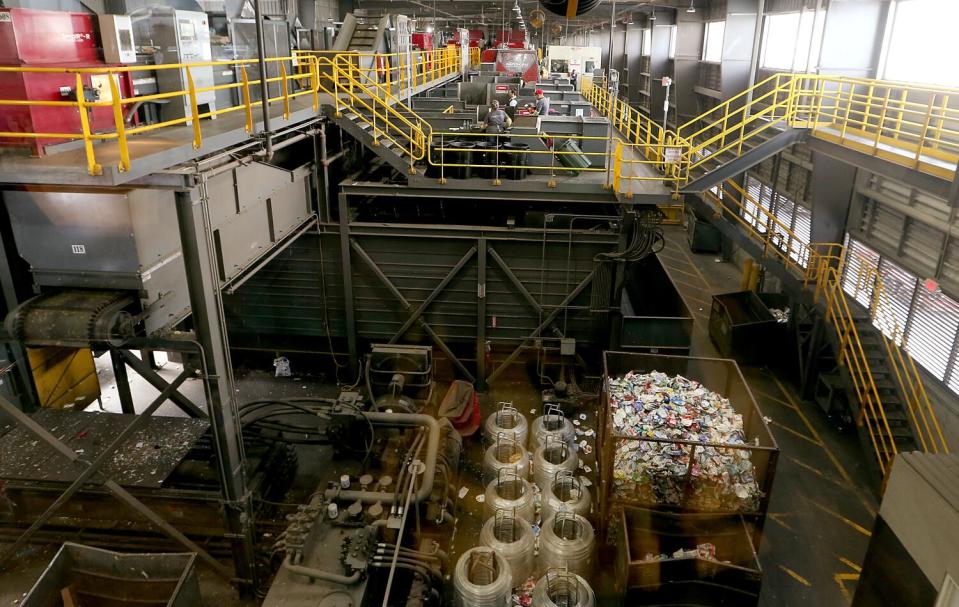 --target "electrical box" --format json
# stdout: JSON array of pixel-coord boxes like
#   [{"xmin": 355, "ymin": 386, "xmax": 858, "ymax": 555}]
[{"xmin": 98, "ymin": 14, "xmax": 135, "ymax": 63}]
